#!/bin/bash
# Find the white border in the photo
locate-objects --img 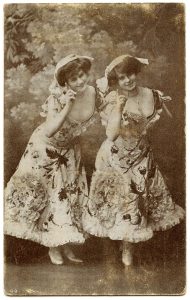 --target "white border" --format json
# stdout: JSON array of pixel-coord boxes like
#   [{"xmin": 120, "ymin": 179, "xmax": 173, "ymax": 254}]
[{"xmin": 0, "ymin": 1, "xmax": 188, "ymax": 299}]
